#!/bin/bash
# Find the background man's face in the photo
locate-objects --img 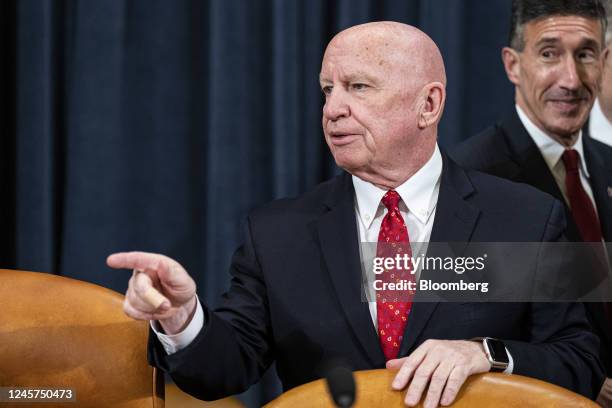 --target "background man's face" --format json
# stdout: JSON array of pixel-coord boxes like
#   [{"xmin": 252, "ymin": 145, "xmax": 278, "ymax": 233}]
[
  {"xmin": 319, "ymin": 33, "xmax": 418, "ymax": 175},
  {"xmin": 514, "ymin": 16, "xmax": 604, "ymax": 138},
  {"xmin": 599, "ymin": 38, "xmax": 612, "ymax": 113}
]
